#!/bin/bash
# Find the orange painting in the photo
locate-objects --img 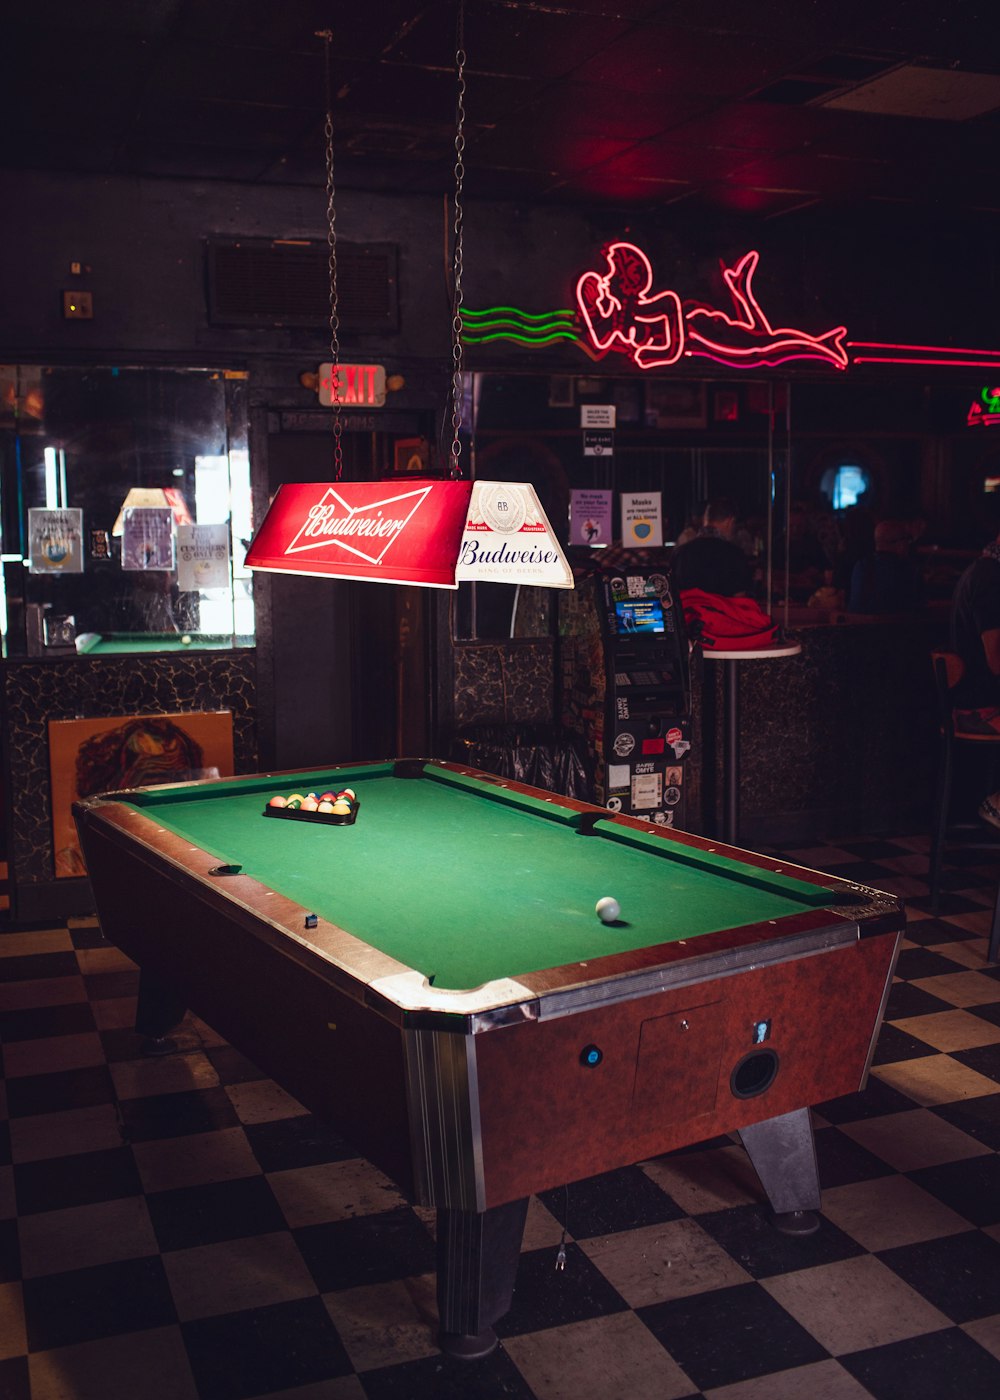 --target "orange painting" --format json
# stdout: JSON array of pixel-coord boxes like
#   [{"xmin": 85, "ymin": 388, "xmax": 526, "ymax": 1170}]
[{"xmin": 49, "ymin": 710, "xmax": 234, "ymax": 878}]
